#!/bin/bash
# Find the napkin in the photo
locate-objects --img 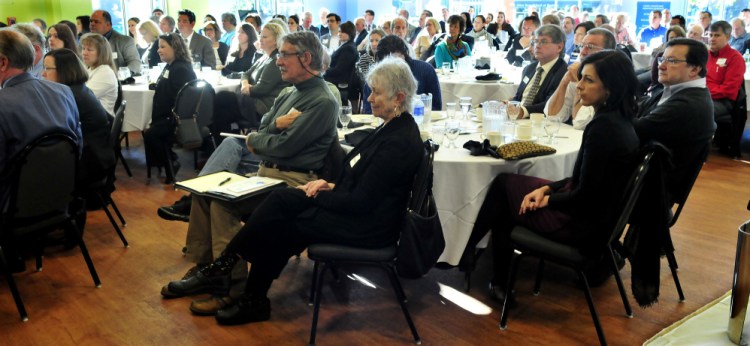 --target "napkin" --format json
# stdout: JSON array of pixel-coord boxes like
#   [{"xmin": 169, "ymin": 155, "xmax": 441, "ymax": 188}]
[
  {"xmin": 463, "ymin": 139, "xmax": 501, "ymax": 158},
  {"xmin": 475, "ymin": 72, "xmax": 501, "ymax": 81}
]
